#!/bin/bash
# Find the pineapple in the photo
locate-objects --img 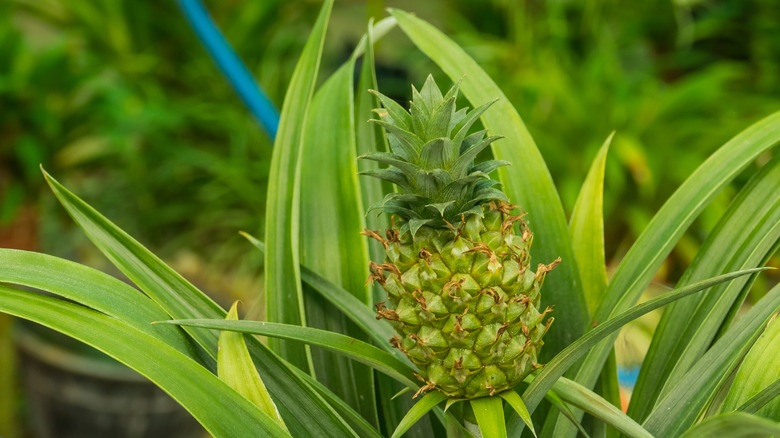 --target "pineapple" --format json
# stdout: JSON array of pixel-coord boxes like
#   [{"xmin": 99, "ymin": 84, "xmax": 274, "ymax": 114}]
[{"xmin": 360, "ymin": 75, "xmax": 559, "ymax": 399}]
